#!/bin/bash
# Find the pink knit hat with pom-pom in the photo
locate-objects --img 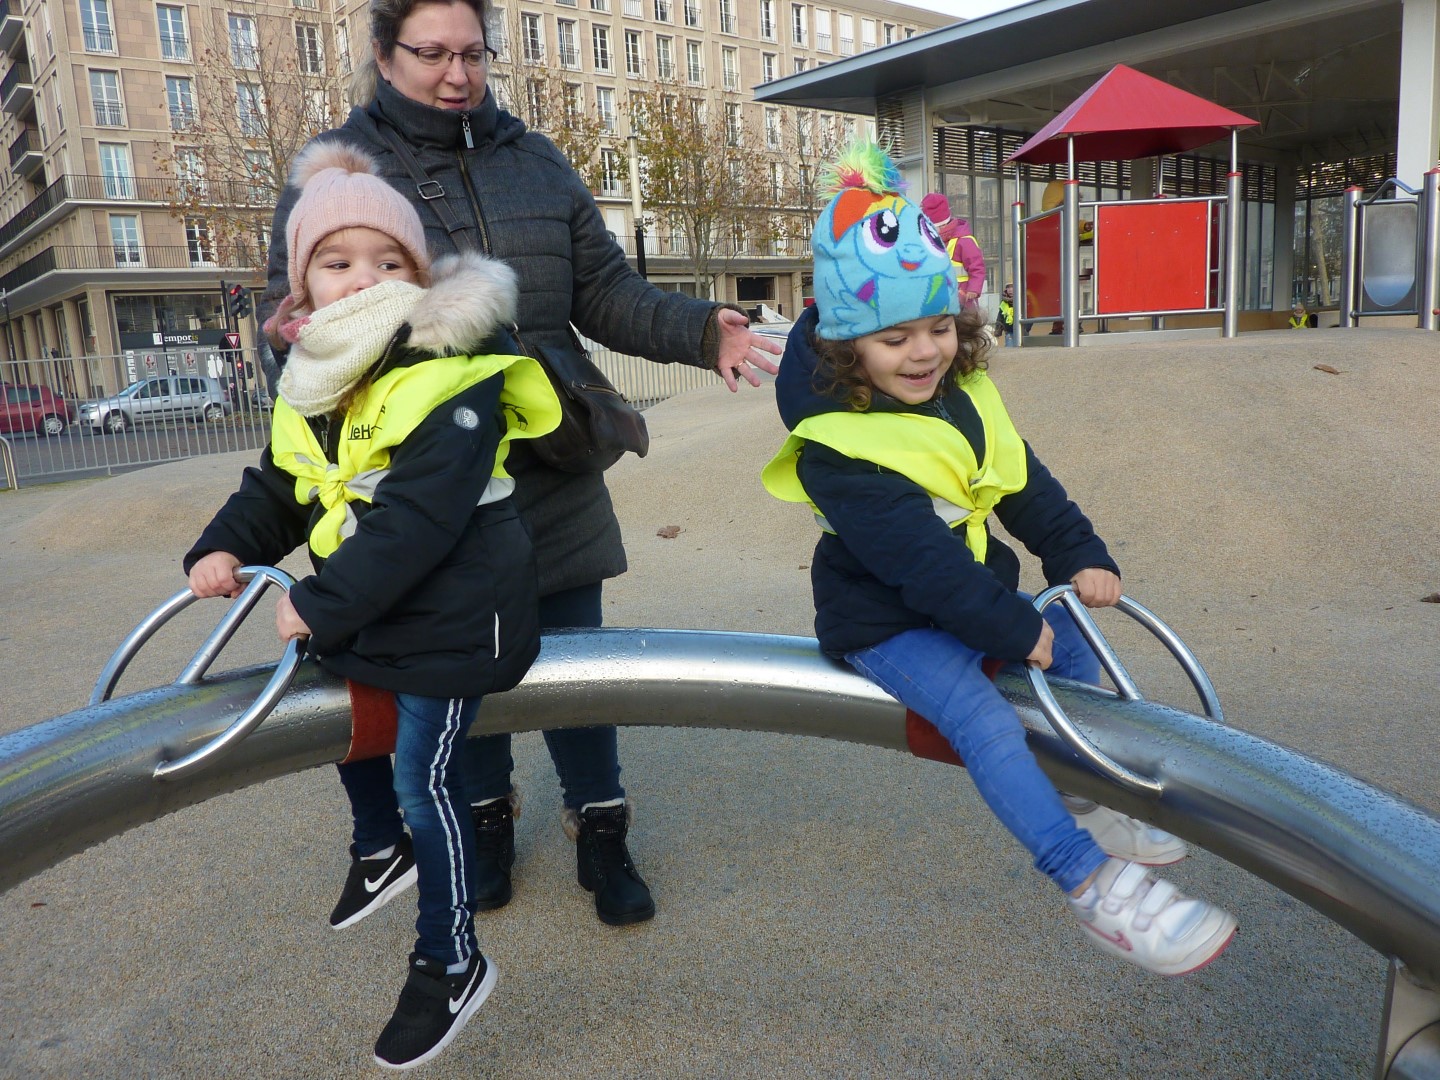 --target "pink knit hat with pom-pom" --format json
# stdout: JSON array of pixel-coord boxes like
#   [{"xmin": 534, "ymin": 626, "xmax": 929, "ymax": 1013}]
[{"xmin": 283, "ymin": 140, "xmax": 430, "ymax": 308}]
